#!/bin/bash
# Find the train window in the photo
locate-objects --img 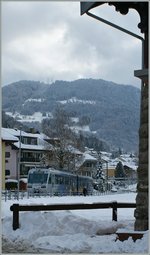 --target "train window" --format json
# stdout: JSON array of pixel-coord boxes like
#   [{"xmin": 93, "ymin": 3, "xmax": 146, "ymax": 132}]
[
  {"xmin": 28, "ymin": 173, "xmax": 48, "ymax": 184},
  {"xmin": 48, "ymin": 175, "xmax": 51, "ymax": 184},
  {"xmin": 65, "ymin": 176, "xmax": 69, "ymax": 185},
  {"xmin": 55, "ymin": 175, "xmax": 64, "ymax": 184},
  {"xmin": 71, "ymin": 177, "xmax": 76, "ymax": 187},
  {"xmin": 55, "ymin": 176, "xmax": 58, "ymax": 184},
  {"xmin": 59, "ymin": 176, "xmax": 63, "ymax": 184}
]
